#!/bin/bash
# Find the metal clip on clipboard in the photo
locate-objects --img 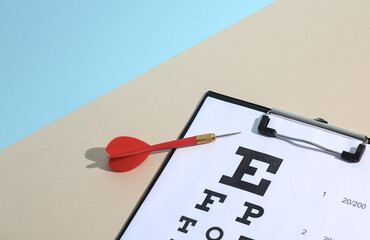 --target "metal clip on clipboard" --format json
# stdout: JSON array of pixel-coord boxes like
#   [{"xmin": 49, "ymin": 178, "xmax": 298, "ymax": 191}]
[{"xmin": 258, "ymin": 108, "xmax": 368, "ymax": 163}]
